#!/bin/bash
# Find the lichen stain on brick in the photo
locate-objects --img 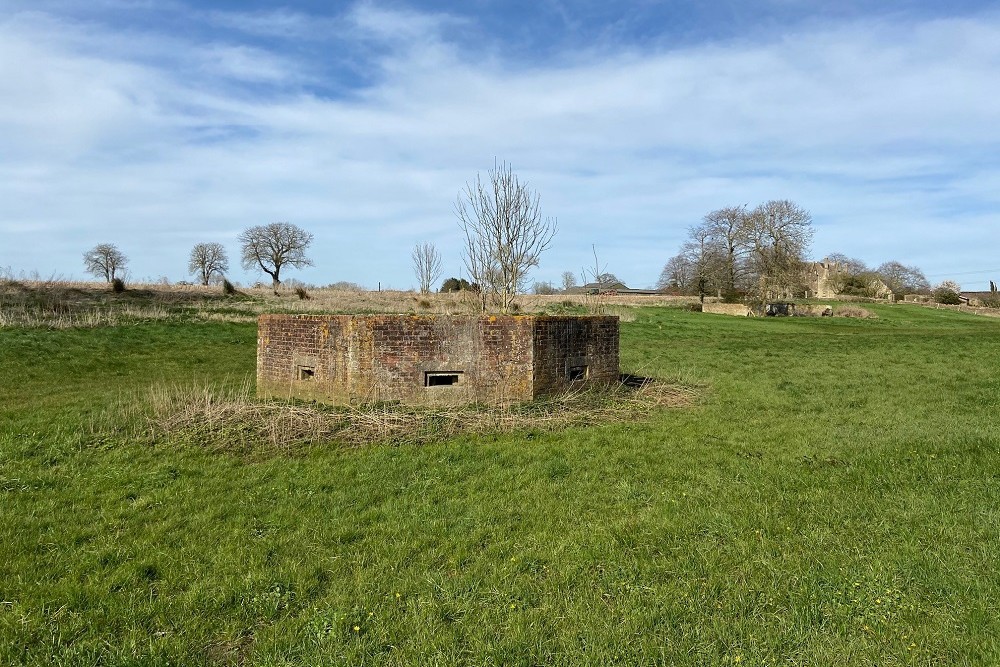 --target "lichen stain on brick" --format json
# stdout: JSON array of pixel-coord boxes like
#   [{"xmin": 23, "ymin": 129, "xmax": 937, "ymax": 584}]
[{"xmin": 257, "ymin": 314, "xmax": 619, "ymax": 406}]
